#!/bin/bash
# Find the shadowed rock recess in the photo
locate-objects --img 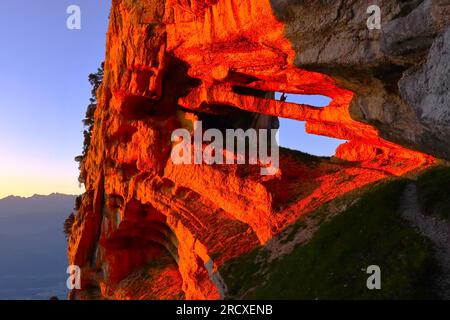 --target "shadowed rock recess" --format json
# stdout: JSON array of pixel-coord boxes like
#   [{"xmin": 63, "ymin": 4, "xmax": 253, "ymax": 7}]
[{"xmin": 68, "ymin": 0, "xmax": 449, "ymax": 299}]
